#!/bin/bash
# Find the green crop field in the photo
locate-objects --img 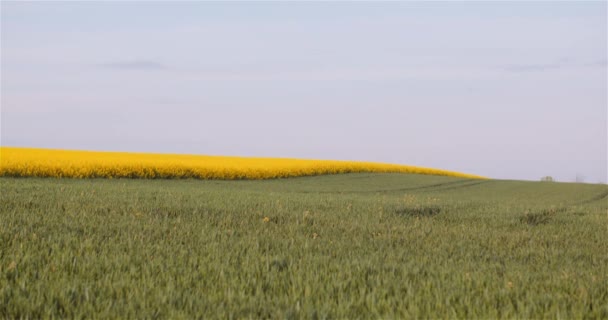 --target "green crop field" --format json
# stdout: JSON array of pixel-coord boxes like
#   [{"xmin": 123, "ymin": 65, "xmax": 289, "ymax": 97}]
[{"xmin": 1, "ymin": 174, "xmax": 607, "ymax": 318}]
